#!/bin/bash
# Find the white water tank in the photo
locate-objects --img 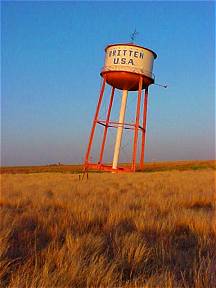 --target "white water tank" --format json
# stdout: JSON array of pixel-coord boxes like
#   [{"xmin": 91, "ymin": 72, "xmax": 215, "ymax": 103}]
[{"xmin": 101, "ymin": 43, "xmax": 157, "ymax": 91}]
